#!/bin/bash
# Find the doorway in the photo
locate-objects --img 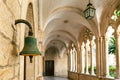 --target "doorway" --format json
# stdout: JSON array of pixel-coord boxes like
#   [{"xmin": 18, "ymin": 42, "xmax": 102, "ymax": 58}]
[{"xmin": 45, "ymin": 60, "xmax": 54, "ymax": 76}]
